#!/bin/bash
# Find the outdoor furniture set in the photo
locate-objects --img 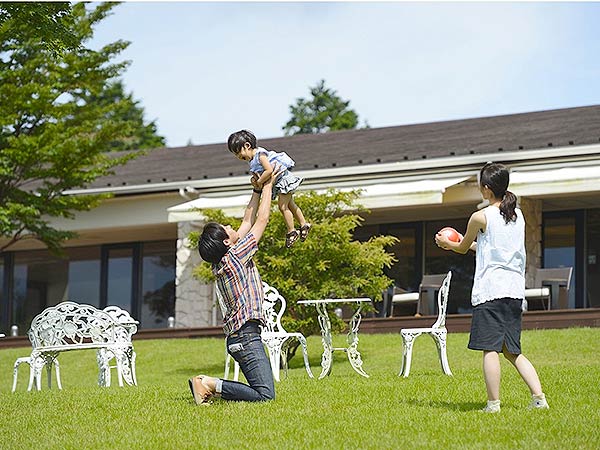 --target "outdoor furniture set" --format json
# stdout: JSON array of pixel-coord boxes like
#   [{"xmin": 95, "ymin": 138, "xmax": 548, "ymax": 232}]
[
  {"xmin": 12, "ymin": 301, "xmax": 138, "ymax": 392},
  {"xmin": 12, "ymin": 277, "xmax": 457, "ymax": 394}
]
